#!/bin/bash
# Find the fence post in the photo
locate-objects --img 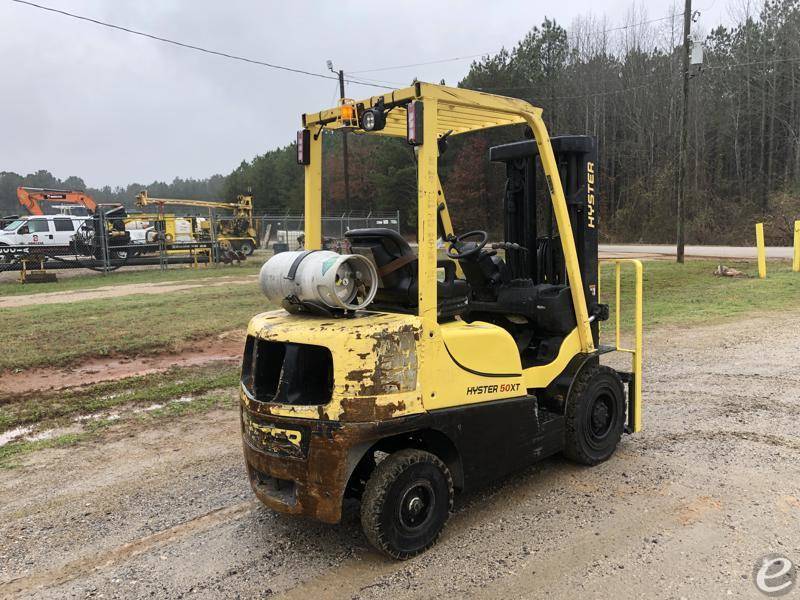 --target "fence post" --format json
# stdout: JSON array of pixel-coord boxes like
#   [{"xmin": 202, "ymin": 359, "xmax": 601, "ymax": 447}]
[
  {"xmin": 99, "ymin": 208, "xmax": 110, "ymax": 275},
  {"xmin": 158, "ymin": 214, "xmax": 167, "ymax": 271},
  {"xmin": 794, "ymin": 220, "xmax": 799, "ymax": 273},
  {"xmin": 755, "ymin": 222, "xmax": 766, "ymax": 279}
]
